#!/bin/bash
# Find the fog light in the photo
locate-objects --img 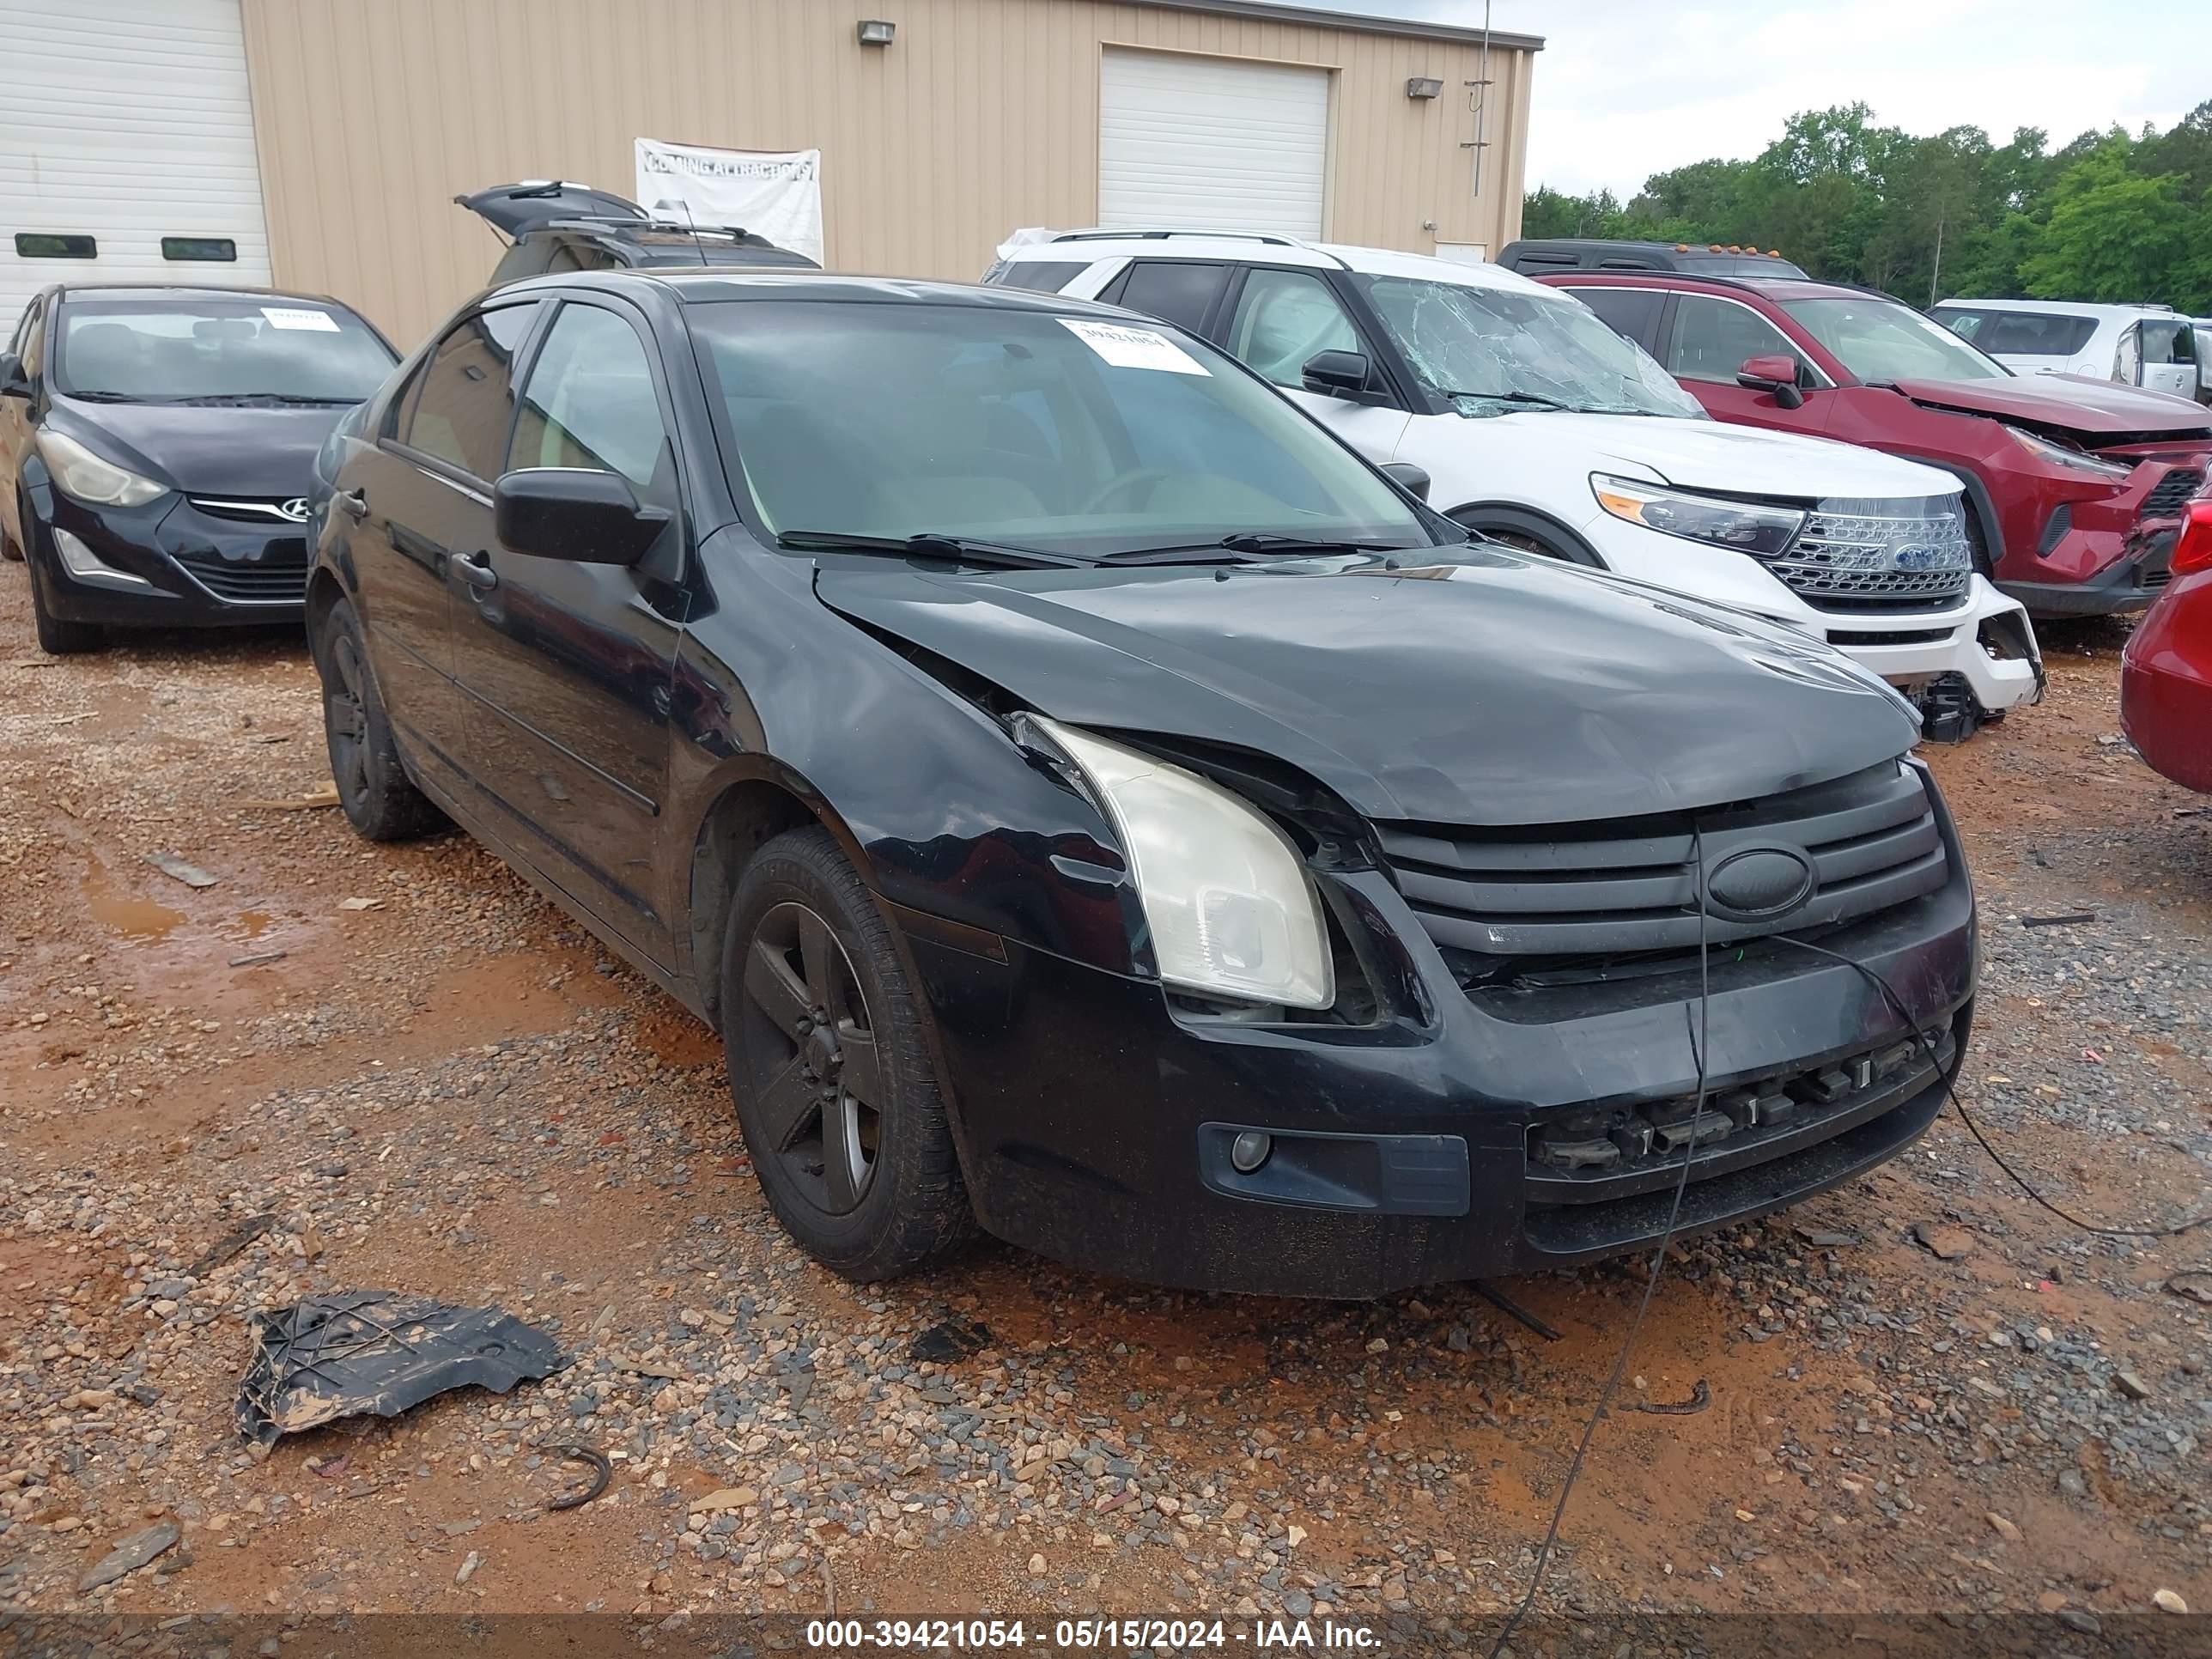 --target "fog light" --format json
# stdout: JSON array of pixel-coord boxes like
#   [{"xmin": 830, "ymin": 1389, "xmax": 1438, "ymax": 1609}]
[
  {"xmin": 1229, "ymin": 1131, "xmax": 1272, "ymax": 1173},
  {"xmin": 53, "ymin": 527, "xmax": 152, "ymax": 588}
]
